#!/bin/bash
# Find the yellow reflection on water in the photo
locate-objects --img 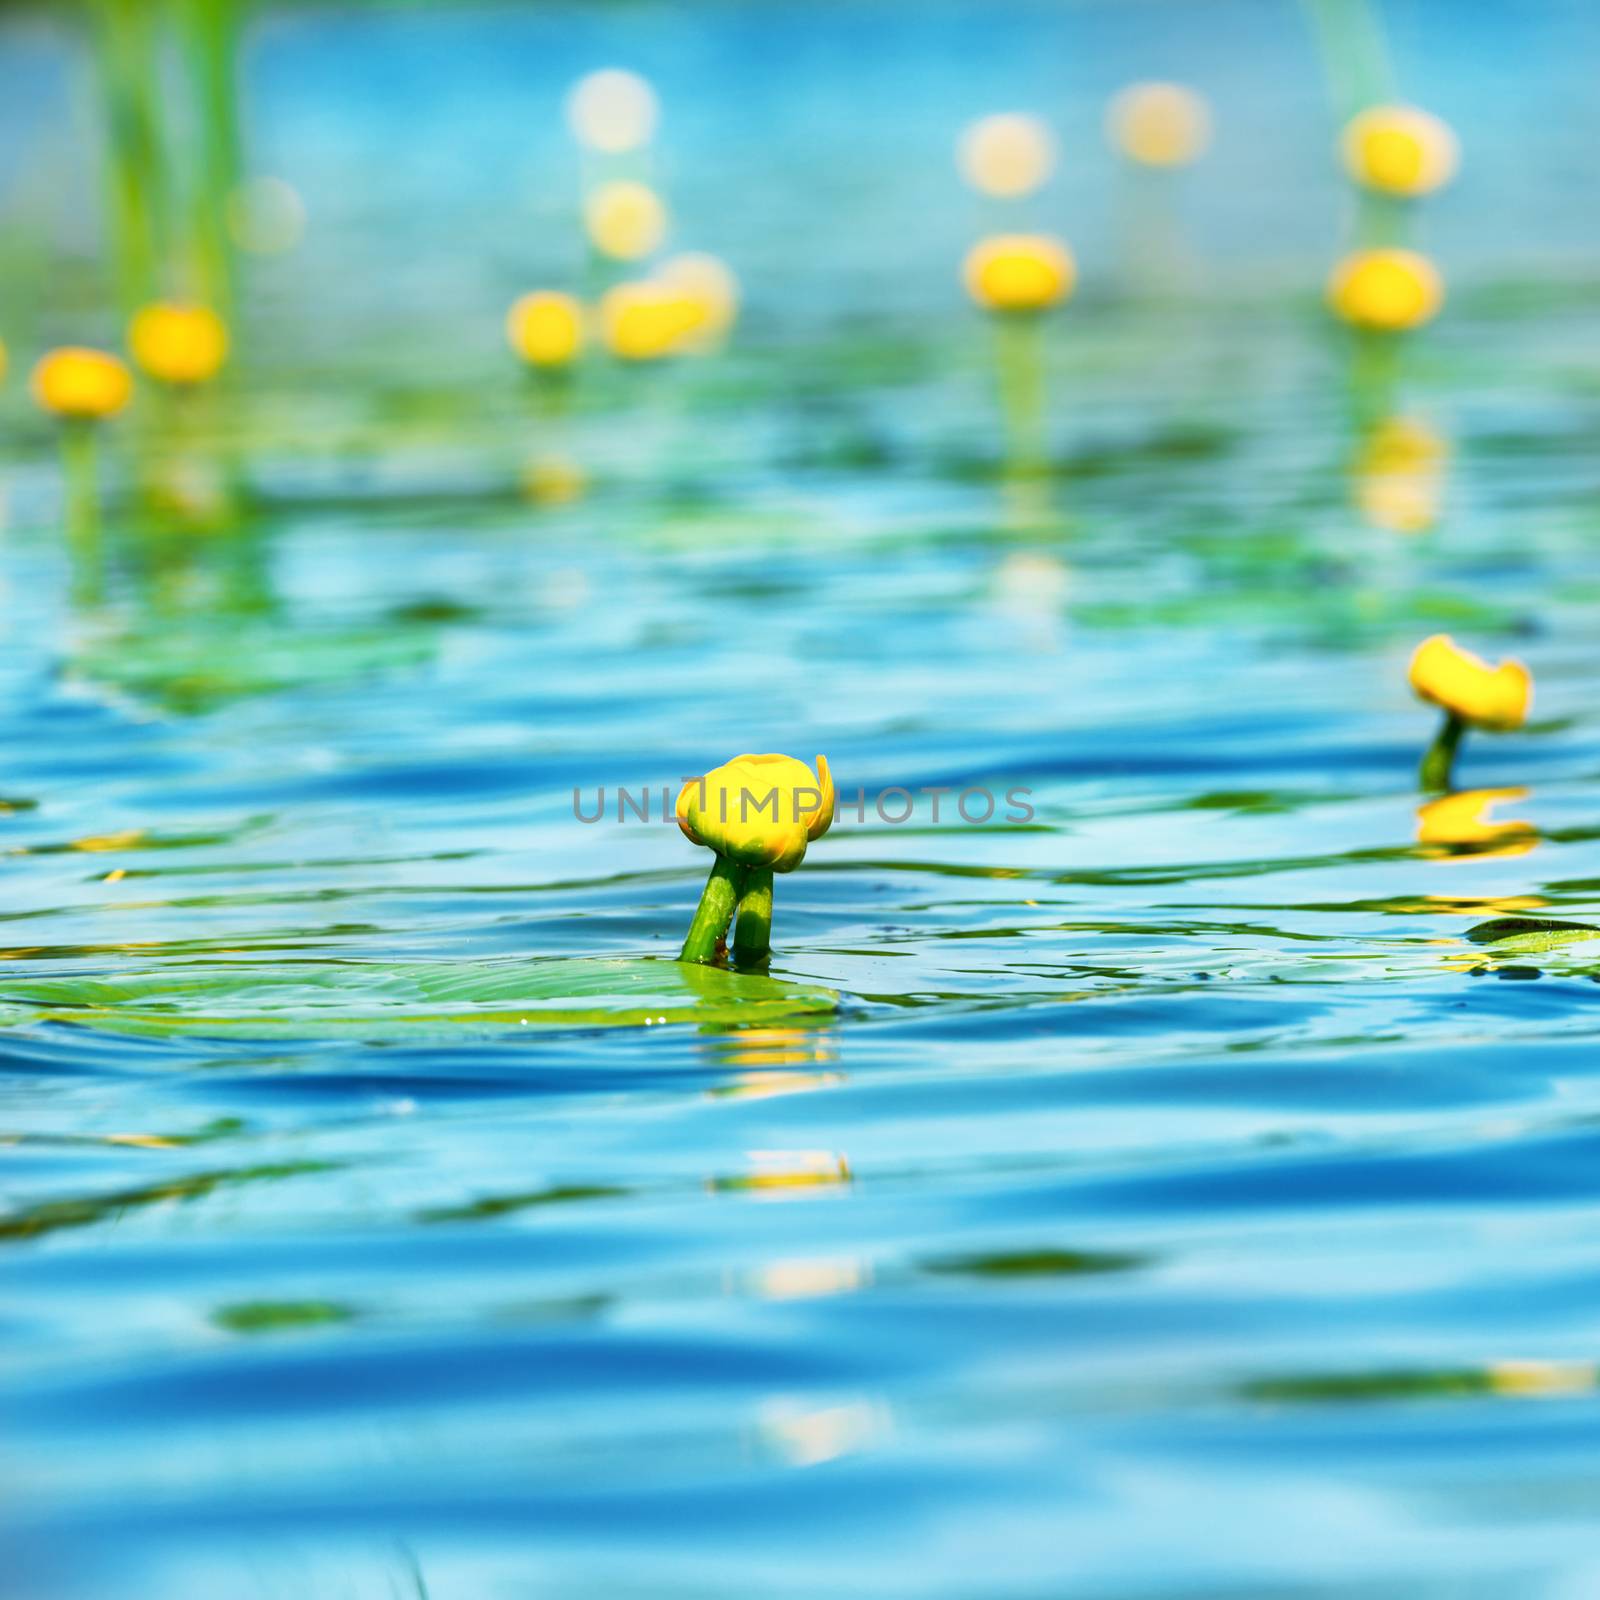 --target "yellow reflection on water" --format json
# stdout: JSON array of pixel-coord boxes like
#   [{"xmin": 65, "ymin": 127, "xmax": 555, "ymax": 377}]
[
  {"xmin": 749, "ymin": 1256, "xmax": 868, "ymax": 1301},
  {"xmin": 712, "ymin": 1149, "xmax": 852, "ymax": 1197},
  {"xmin": 1488, "ymin": 1360, "xmax": 1598, "ymax": 1398},
  {"xmin": 1354, "ymin": 415, "xmax": 1449, "ymax": 533},
  {"xmin": 1417, "ymin": 788, "xmax": 1537, "ymax": 859},
  {"xmin": 759, "ymin": 1397, "xmax": 890, "ymax": 1466}
]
